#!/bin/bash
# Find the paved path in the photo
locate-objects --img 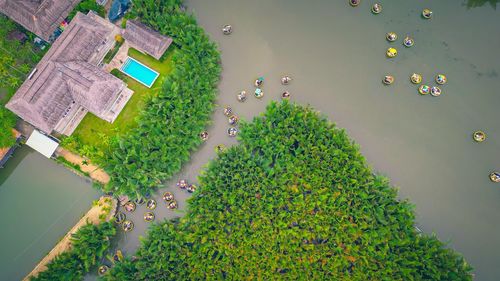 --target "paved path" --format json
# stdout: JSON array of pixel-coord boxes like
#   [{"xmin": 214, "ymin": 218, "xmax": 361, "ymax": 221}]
[{"xmin": 56, "ymin": 148, "xmax": 110, "ymax": 184}]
